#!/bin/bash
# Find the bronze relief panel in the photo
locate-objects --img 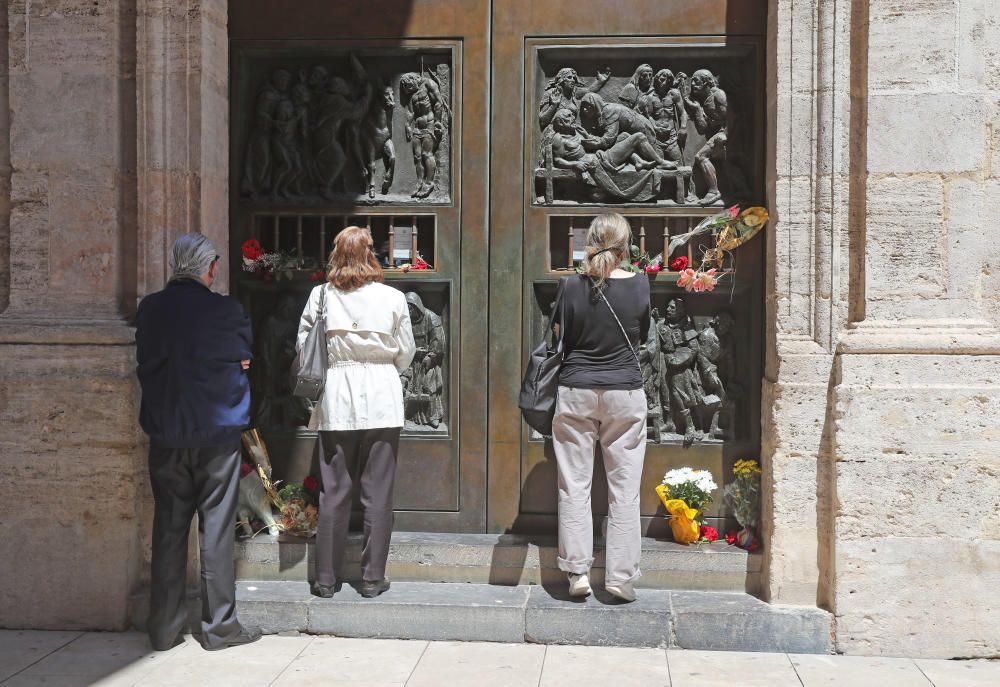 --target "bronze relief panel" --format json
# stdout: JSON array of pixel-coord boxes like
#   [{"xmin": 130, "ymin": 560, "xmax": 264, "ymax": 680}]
[
  {"xmin": 529, "ymin": 43, "xmax": 760, "ymax": 208},
  {"xmin": 235, "ymin": 47, "xmax": 454, "ymax": 205}
]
